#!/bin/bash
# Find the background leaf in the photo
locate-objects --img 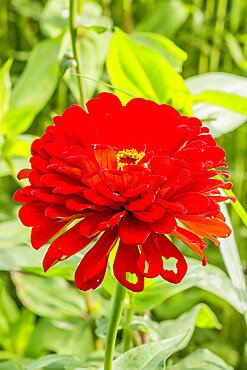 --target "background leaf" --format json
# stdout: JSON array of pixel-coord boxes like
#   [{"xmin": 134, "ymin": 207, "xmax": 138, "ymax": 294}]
[
  {"xmin": 107, "ymin": 27, "xmax": 192, "ymax": 114},
  {"xmin": 185, "ymin": 73, "xmax": 247, "ymax": 137}
]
